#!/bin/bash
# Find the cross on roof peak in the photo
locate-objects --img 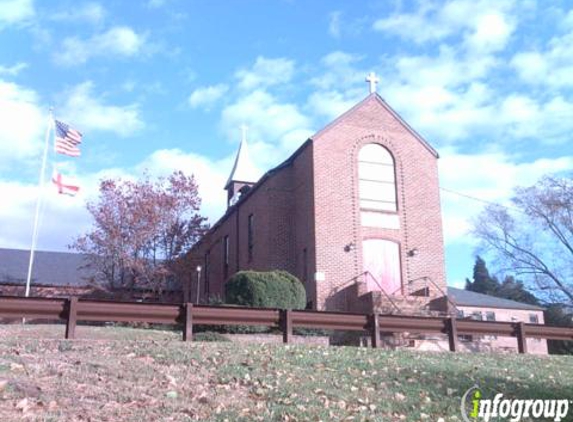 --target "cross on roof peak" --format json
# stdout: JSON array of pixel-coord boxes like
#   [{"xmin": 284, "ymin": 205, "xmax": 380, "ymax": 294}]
[{"xmin": 365, "ymin": 72, "xmax": 379, "ymax": 94}]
